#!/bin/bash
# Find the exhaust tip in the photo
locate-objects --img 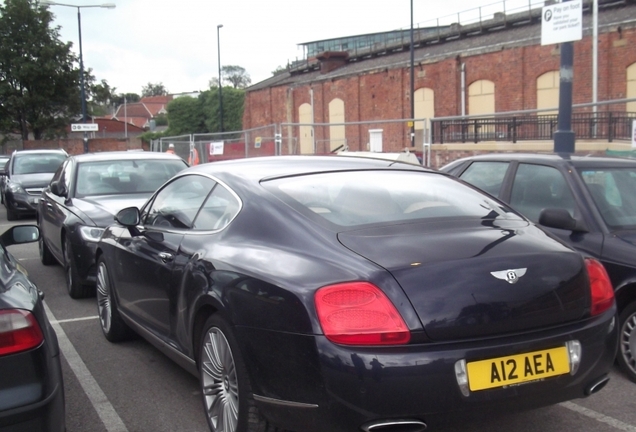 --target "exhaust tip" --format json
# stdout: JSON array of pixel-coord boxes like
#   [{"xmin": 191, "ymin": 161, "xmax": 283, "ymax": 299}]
[
  {"xmin": 361, "ymin": 419, "xmax": 427, "ymax": 432},
  {"xmin": 585, "ymin": 375, "xmax": 610, "ymax": 396}
]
